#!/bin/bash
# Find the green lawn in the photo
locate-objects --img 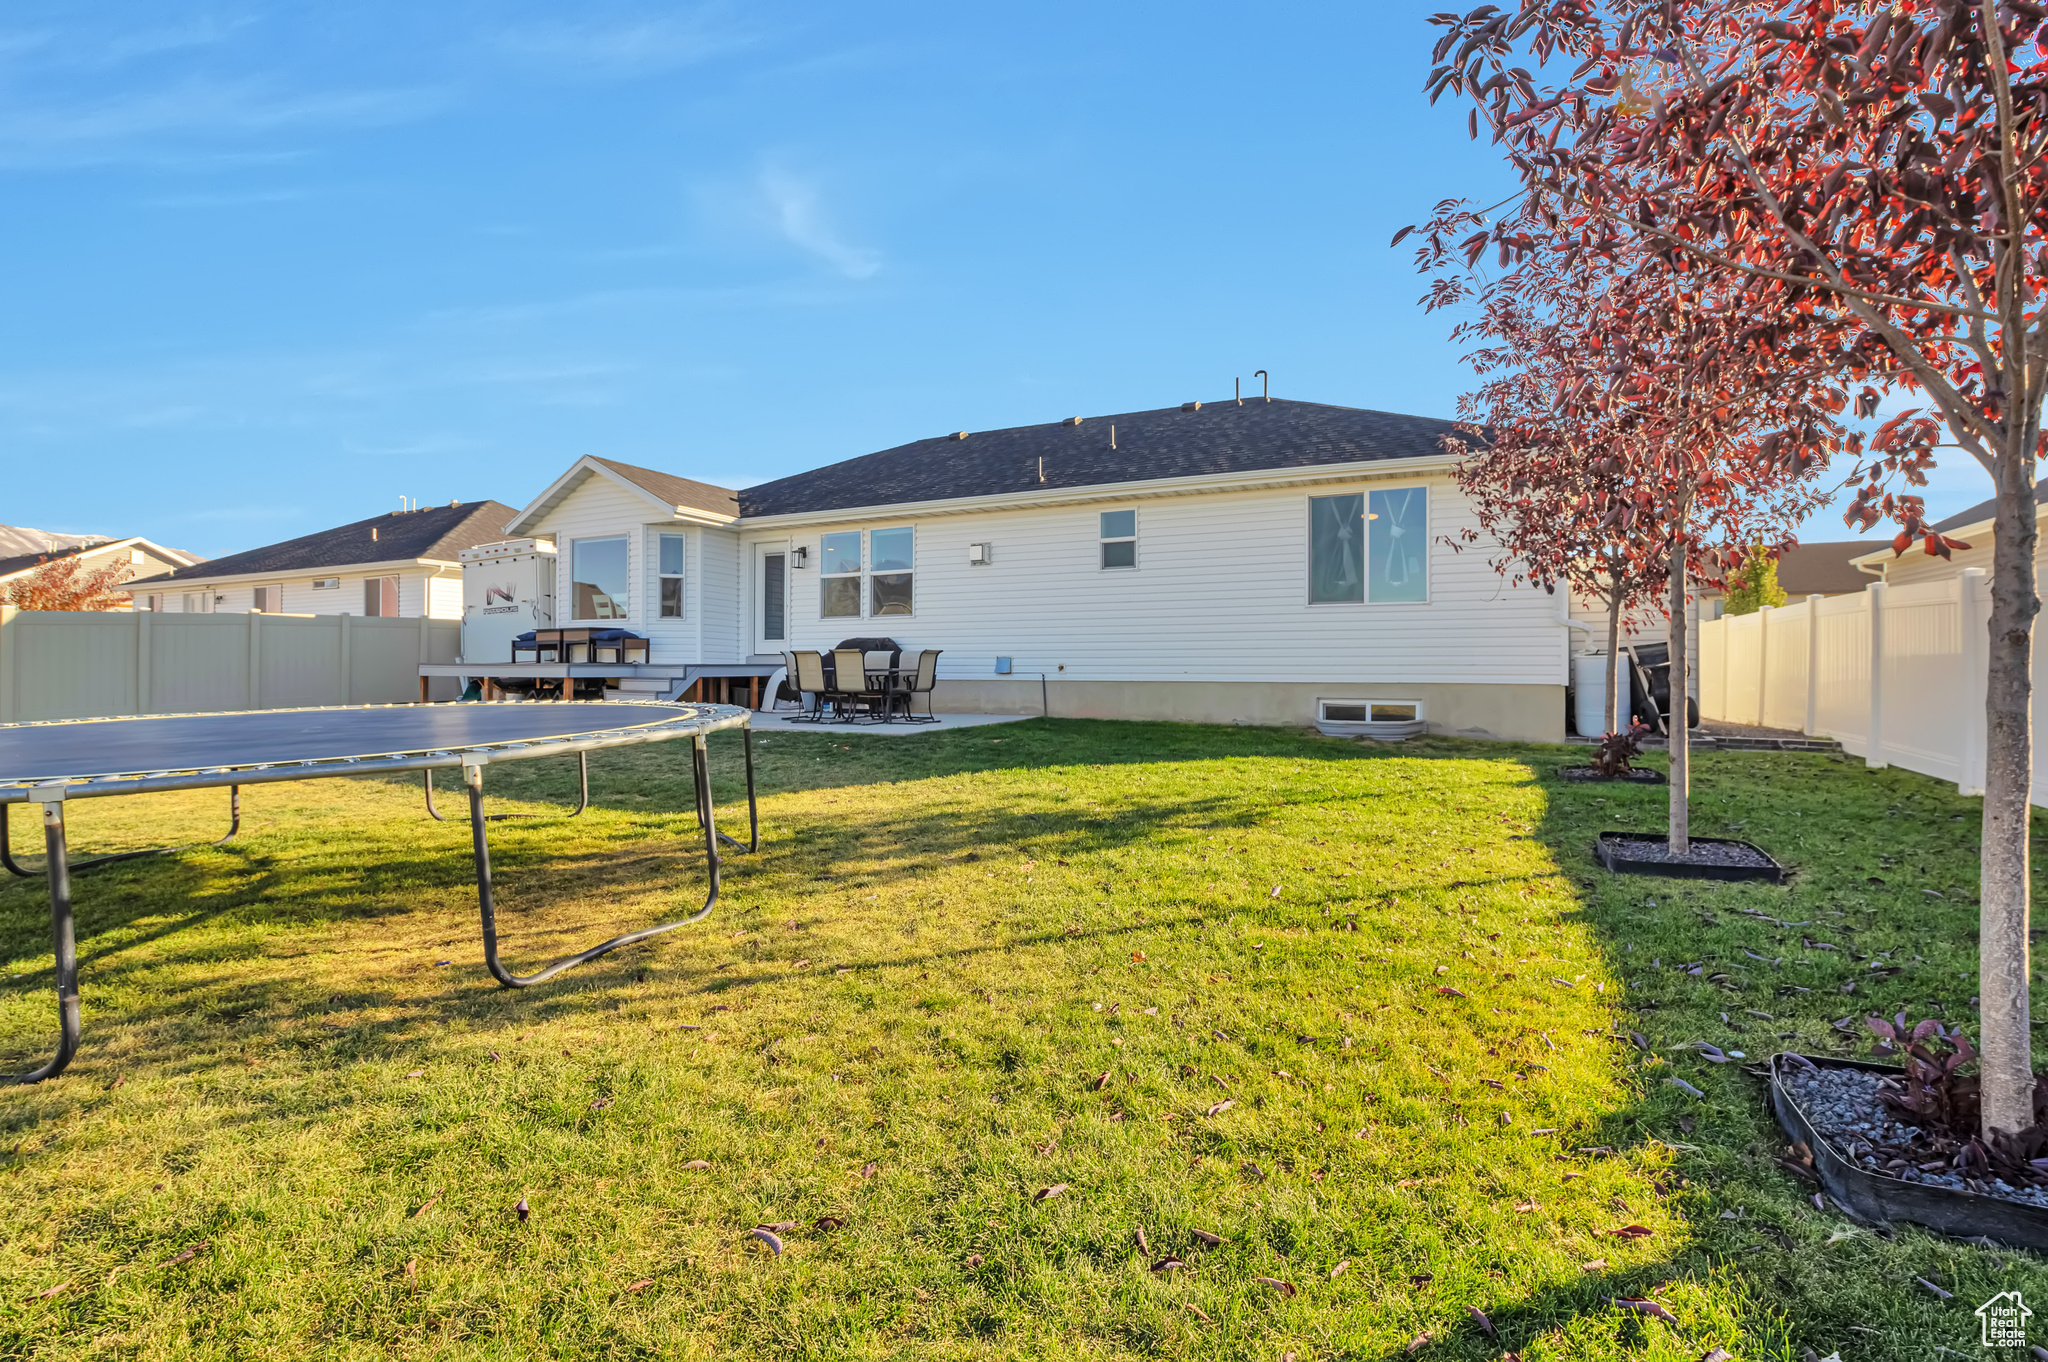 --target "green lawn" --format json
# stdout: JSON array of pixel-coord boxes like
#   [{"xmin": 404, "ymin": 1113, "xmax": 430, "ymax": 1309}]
[{"xmin": 0, "ymin": 719, "xmax": 2040, "ymax": 1359}]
